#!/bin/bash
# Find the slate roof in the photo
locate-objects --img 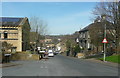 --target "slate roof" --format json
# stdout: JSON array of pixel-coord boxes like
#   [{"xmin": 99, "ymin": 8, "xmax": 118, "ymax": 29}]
[
  {"xmin": 80, "ymin": 26, "xmax": 90, "ymax": 32},
  {"xmin": 79, "ymin": 21, "xmax": 114, "ymax": 33},
  {"xmin": 0, "ymin": 17, "xmax": 27, "ymax": 27},
  {"xmin": 79, "ymin": 23, "xmax": 93, "ymax": 32}
]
